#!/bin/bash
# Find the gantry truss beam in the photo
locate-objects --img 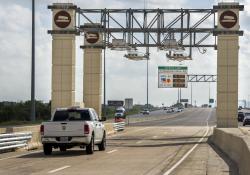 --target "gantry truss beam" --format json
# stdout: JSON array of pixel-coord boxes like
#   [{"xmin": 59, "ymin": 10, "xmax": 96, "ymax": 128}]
[
  {"xmin": 77, "ymin": 8, "xmax": 217, "ymax": 49},
  {"xmin": 188, "ymin": 75, "xmax": 217, "ymax": 82},
  {"xmin": 74, "ymin": 7, "xmax": 243, "ymax": 50}
]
